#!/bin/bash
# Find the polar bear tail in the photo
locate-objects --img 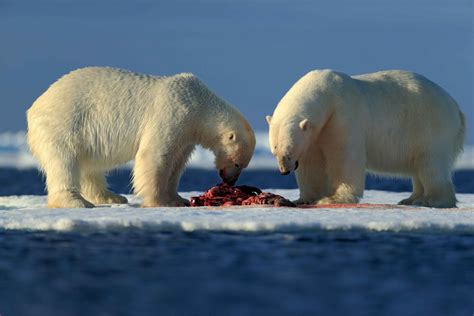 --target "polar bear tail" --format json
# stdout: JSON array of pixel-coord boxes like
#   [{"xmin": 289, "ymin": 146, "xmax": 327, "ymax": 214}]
[{"xmin": 454, "ymin": 110, "xmax": 466, "ymax": 159}]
